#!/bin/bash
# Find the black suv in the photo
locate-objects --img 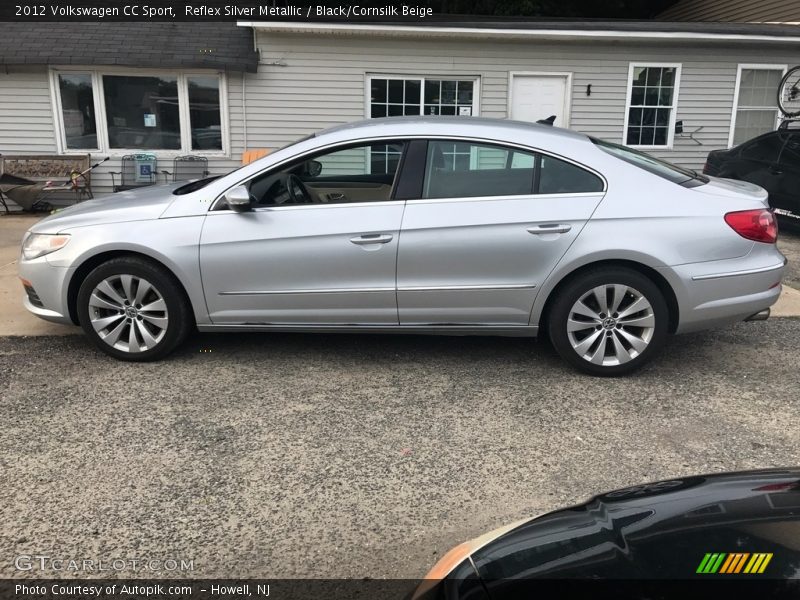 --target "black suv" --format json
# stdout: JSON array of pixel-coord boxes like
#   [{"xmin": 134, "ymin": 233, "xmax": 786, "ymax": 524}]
[{"xmin": 704, "ymin": 122, "xmax": 800, "ymax": 228}]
